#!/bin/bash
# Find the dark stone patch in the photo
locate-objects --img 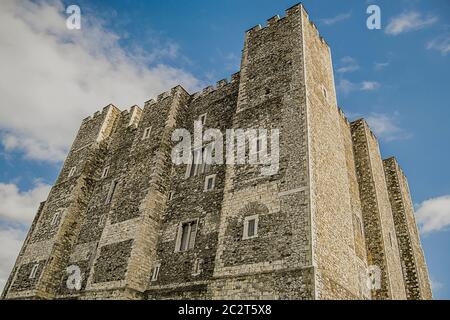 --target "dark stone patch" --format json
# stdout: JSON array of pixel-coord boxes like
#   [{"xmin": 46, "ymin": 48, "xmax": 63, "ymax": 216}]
[{"xmin": 93, "ymin": 239, "xmax": 133, "ymax": 283}]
